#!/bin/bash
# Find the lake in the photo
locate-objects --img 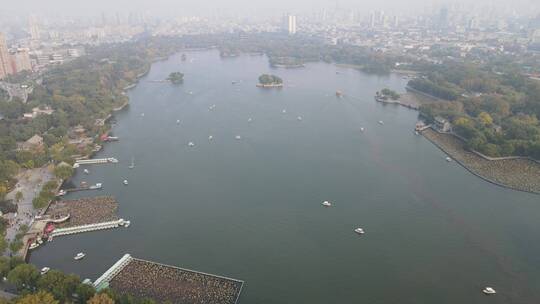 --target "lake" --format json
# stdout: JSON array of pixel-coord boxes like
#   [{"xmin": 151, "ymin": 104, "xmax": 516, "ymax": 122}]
[{"xmin": 31, "ymin": 50, "xmax": 540, "ymax": 304}]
